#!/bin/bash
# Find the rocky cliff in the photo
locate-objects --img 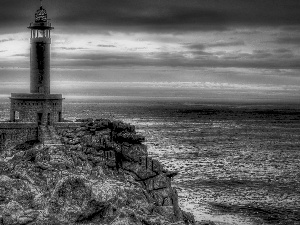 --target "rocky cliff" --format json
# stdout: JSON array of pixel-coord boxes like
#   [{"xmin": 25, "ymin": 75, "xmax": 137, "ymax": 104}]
[{"xmin": 0, "ymin": 118, "xmax": 205, "ymax": 225}]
